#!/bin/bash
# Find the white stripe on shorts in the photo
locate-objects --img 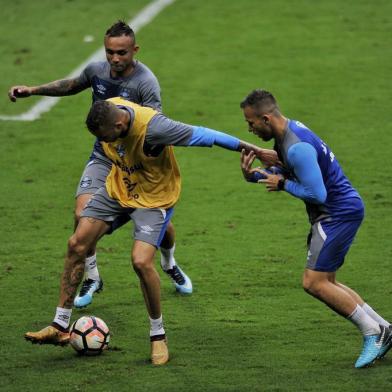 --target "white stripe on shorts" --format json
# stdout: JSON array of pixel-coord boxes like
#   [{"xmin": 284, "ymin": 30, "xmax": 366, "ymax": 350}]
[{"xmin": 317, "ymin": 222, "xmax": 327, "ymax": 241}]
